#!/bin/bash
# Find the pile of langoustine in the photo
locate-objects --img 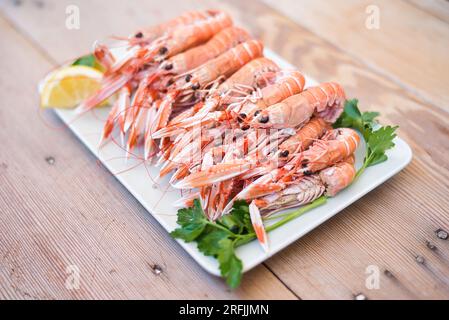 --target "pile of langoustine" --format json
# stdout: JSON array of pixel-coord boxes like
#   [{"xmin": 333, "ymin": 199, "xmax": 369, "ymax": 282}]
[{"xmin": 77, "ymin": 10, "xmax": 360, "ymax": 245}]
